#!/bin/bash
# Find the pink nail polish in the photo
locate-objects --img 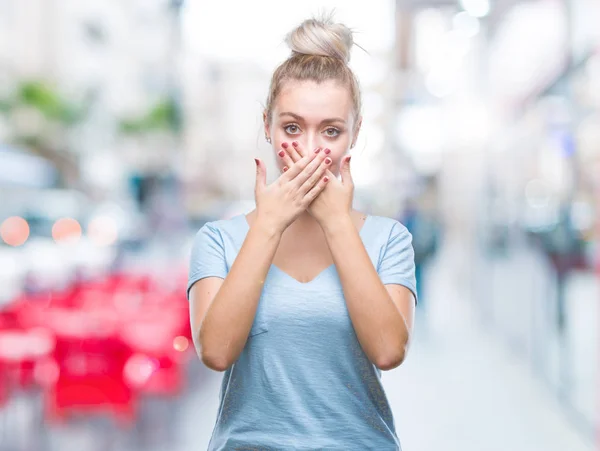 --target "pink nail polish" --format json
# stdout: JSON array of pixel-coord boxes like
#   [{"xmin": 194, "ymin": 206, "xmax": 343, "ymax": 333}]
[
  {"xmin": 324, "ymin": 148, "xmax": 331, "ymax": 155},
  {"xmin": 292, "ymin": 141, "xmax": 299, "ymax": 147},
  {"xmin": 283, "ymin": 166, "xmax": 288, "ymax": 172},
  {"xmin": 325, "ymin": 157, "xmax": 332, "ymax": 164},
  {"xmin": 282, "ymin": 142, "xmax": 288, "ymax": 149},
  {"xmin": 323, "ymin": 176, "xmax": 329, "ymax": 182},
  {"xmin": 314, "ymin": 148, "xmax": 321, "ymax": 154},
  {"xmin": 278, "ymin": 150, "xmax": 285, "ymax": 157}
]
